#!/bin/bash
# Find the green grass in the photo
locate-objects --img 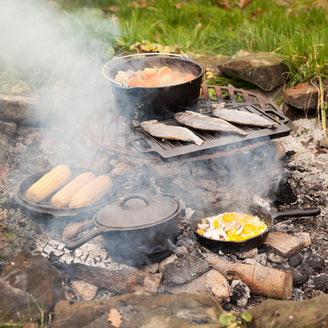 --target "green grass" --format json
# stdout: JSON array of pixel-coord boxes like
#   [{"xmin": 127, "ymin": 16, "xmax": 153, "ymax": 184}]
[{"xmin": 0, "ymin": 0, "xmax": 327, "ymax": 95}]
